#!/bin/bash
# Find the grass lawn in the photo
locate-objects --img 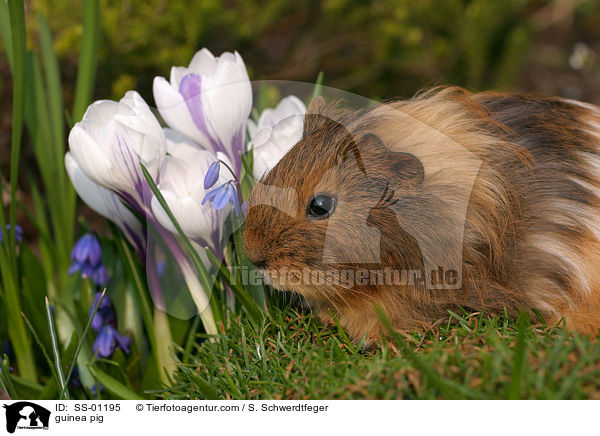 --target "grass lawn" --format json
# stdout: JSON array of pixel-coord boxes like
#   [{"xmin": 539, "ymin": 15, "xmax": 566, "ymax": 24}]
[{"xmin": 161, "ymin": 306, "xmax": 600, "ymax": 400}]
